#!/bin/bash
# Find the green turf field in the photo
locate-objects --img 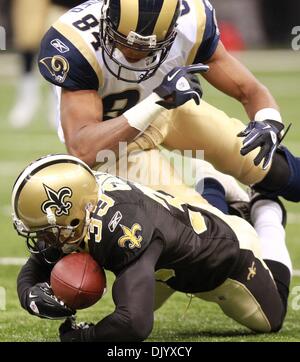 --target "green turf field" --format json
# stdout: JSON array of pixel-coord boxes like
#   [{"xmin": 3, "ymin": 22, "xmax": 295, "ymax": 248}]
[{"xmin": 0, "ymin": 51, "xmax": 300, "ymax": 342}]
